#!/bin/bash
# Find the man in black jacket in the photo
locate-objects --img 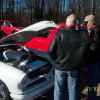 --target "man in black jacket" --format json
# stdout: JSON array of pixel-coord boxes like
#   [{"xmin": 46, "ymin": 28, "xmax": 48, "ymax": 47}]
[
  {"xmin": 84, "ymin": 14, "xmax": 100, "ymax": 100},
  {"xmin": 49, "ymin": 14, "xmax": 88, "ymax": 100}
]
